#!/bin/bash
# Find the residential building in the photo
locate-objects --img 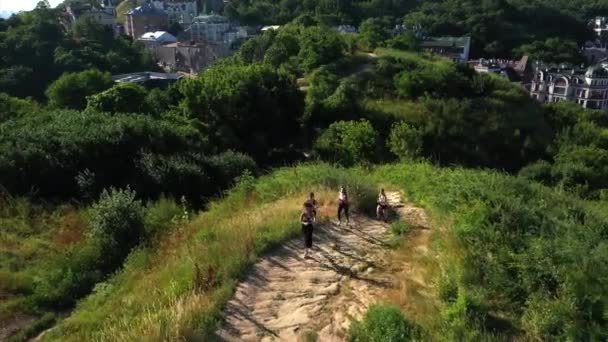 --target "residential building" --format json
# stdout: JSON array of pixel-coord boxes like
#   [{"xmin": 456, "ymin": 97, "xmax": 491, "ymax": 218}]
[
  {"xmin": 152, "ymin": 1, "xmax": 197, "ymax": 25},
  {"xmin": 138, "ymin": 31, "xmax": 178, "ymax": 48},
  {"xmin": 125, "ymin": 2, "xmax": 169, "ymax": 39},
  {"xmin": 529, "ymin": 63, "xmax": 608, "ymax": 110},
  {"xmin": 153, "ymin": 41, "xmax": 230, "ymax": 73},
  {"xmin": 420, "ymin": 36, "xmax": 471, "ymax": 62},
  {"xmin": 184, "ymin": 14, "xmax": 245, "ymax": 46},
  {"xmin": 66, "ymin": 0, "xmax": 117, "ymax": 34},
  {"xmin": 470, "ymin": 56, "xmax": 531, "ymax": 83}
]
